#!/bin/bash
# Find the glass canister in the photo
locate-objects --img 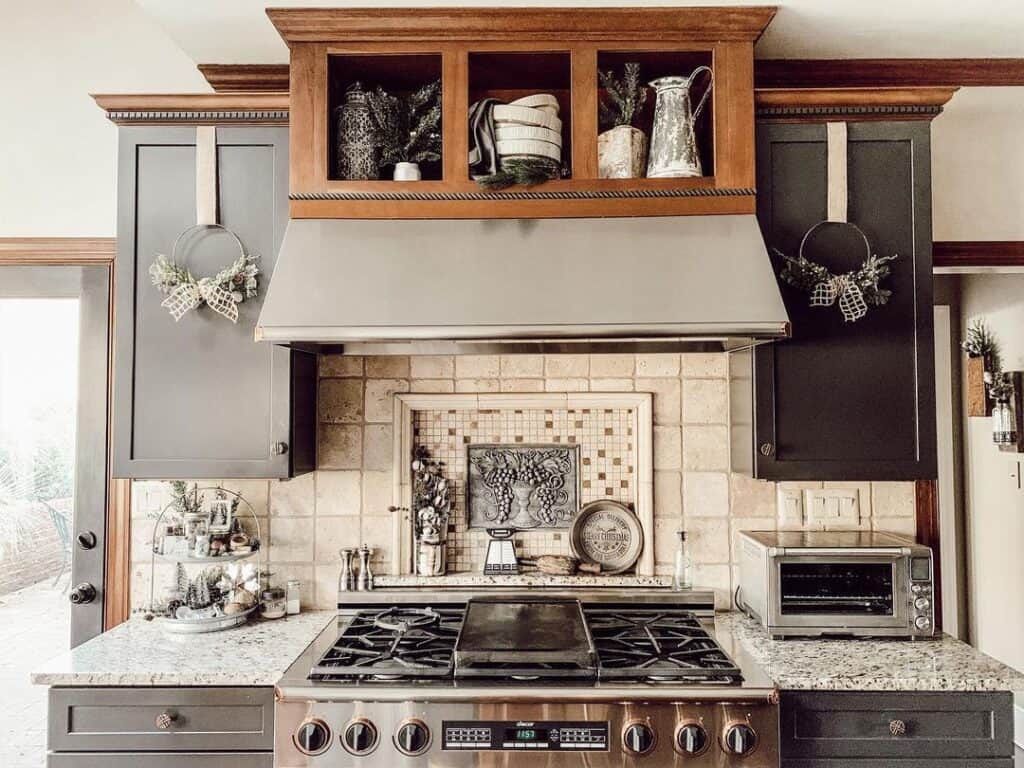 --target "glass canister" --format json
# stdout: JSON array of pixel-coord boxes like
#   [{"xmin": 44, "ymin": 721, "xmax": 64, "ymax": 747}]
[
  {"xmin": 285, "ymin": 580, "xmax": 301, "ymax": 615},
  {"xmin": 334, "ymin": 82, "xmax": 380, "ymax": 180},
  {"xmin": 260, "ymin": 588, "xmax": 287, "ymax": 619}
]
